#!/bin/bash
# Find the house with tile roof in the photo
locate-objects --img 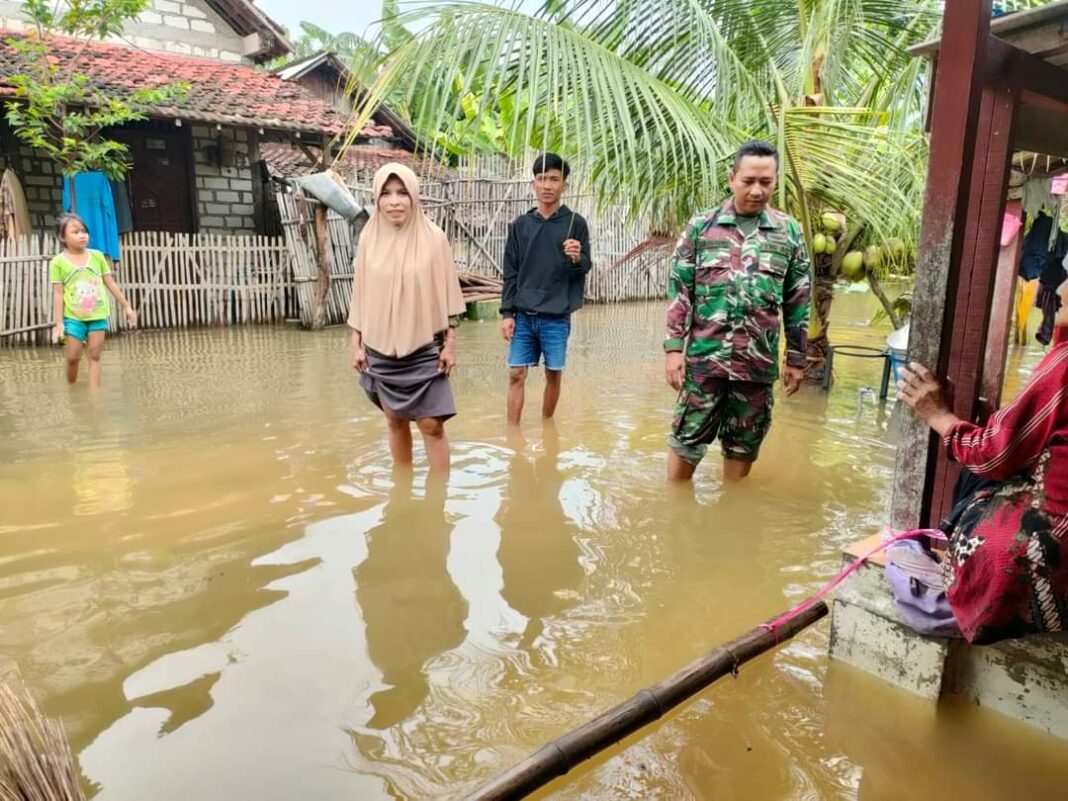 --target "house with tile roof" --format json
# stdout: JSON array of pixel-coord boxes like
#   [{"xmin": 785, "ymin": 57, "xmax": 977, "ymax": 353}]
[
  {"xmin": 0, "ymin": 0, "xmax": 372, "ymax": 235},
  {"xmin": 264, "ymin": 50, "xmax": 446, "ymax": 187}
]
